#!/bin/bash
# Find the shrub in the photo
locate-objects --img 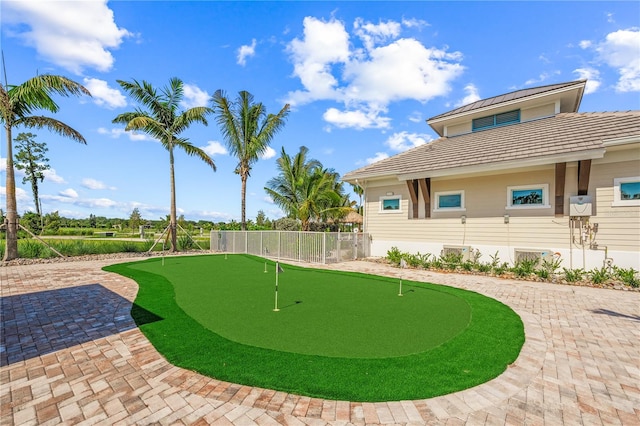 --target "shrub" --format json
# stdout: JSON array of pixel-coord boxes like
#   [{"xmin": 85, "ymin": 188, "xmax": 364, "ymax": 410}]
[
  {"xmin": 535, "ymin": 268, "xmax": 549, "ymax": 280},
  {"xmin": 178, "ymin": 235, "xmax": 194, "ymax": 250},
  {"xmin": 541, "ymin": 254, "xmax": 562, "ymax": 274},
  {"xmin": 512, "ymin": 259, "xmax": 538, "ymax": 278},
  {"xmin": 563, "ymin": 268, "xmax": 584, "ymax": 283},
  {"xmin": 386, "ymin": 247, "xmax": 403, "ymax": 266},
  {"xmin": 440, "ymin": 252, "xmax": 463, "ymax": 270},
  {"xmin": 614, "ymin": 267, "xmax": 639, "ymax": 288},
  {"xmin": 589, "ymin": 267, "xmax": 610, "ymax": 285}
]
